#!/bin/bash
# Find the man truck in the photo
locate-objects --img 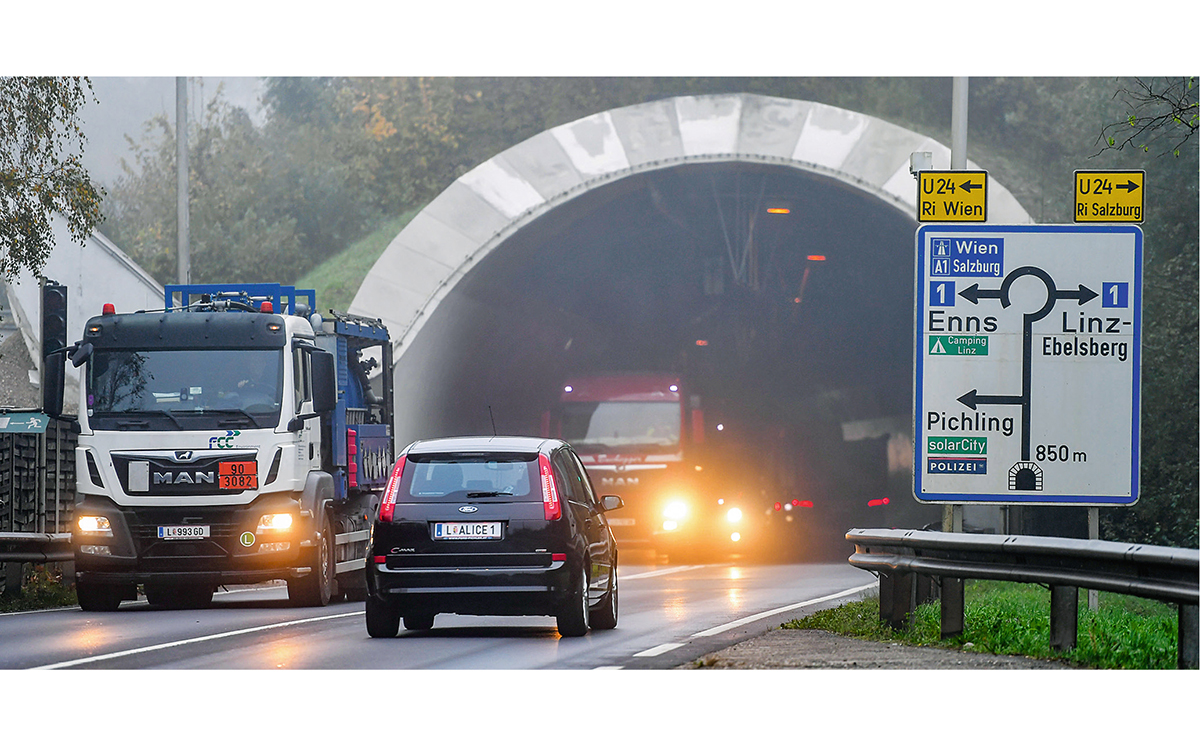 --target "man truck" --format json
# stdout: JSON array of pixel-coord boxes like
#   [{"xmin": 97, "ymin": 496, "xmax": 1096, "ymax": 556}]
[
  {"xmin": 43, "ymin": 283, "xmax": 393, "ymax": 610},
  {"xmin": 543, "ymin": 372, "xmax": 776, "ymax": 561}
]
